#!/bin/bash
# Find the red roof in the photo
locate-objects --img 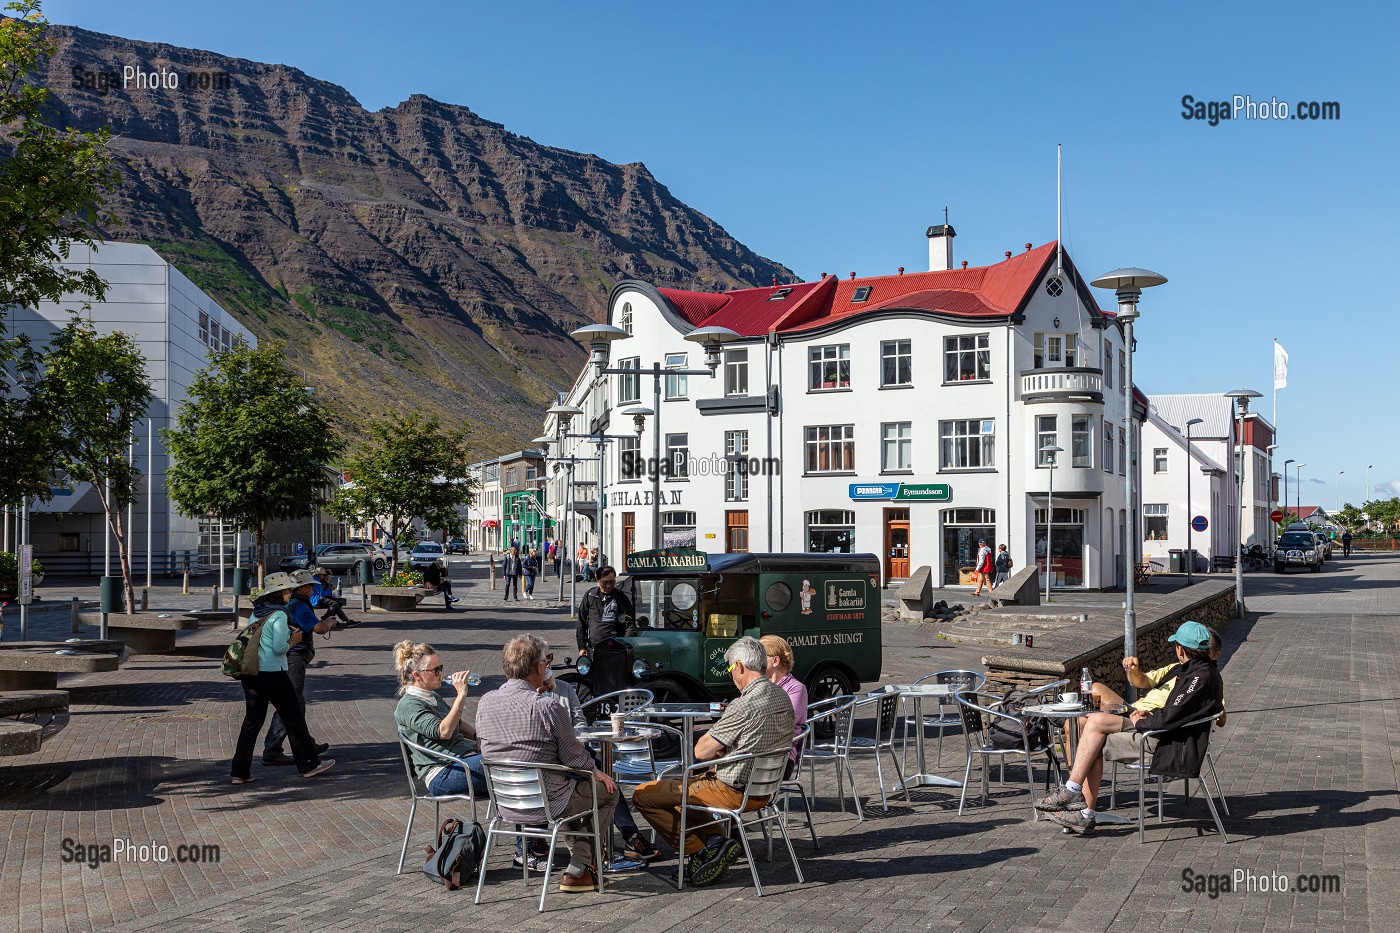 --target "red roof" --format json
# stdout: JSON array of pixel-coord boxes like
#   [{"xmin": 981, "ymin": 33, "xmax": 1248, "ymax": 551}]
[
  {"xmin": 654, "ymin": 242, "xmax": 1093, "ymax": 336},
  {"xmin": 1296, "ymin": 506, "xmax": 1326, "ymax": 520}
]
